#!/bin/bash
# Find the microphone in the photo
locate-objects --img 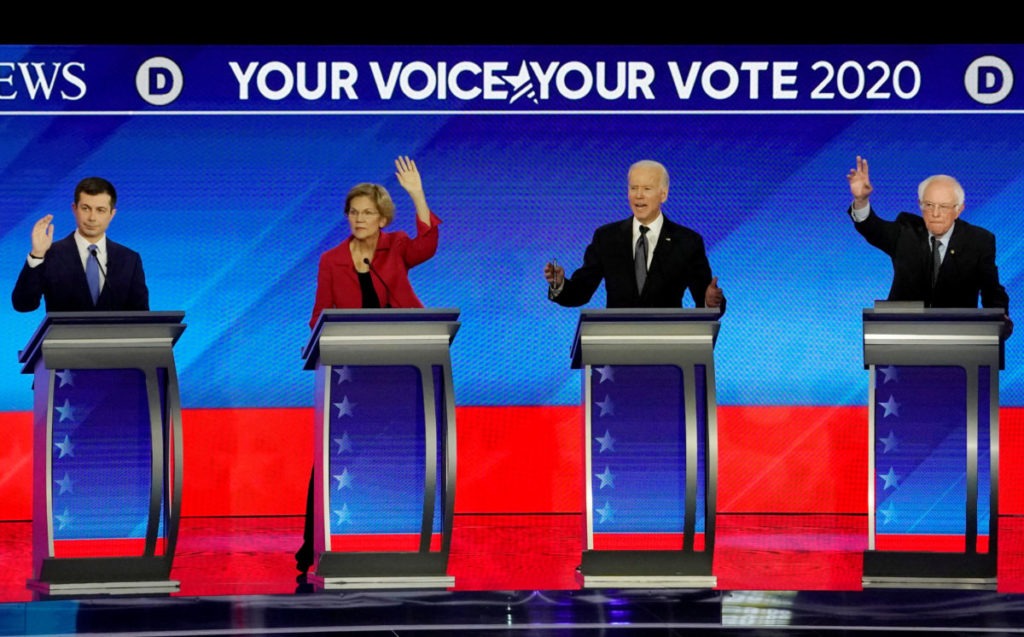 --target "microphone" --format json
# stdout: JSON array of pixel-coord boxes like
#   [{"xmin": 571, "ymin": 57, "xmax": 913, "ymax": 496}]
[
  {"xmin": 90, "ymin": 249, "xmax": 108, "ymax": 279},
  {"xmin": 363, "ymin": 258, "xmax": 393, "ymax": 308}
]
